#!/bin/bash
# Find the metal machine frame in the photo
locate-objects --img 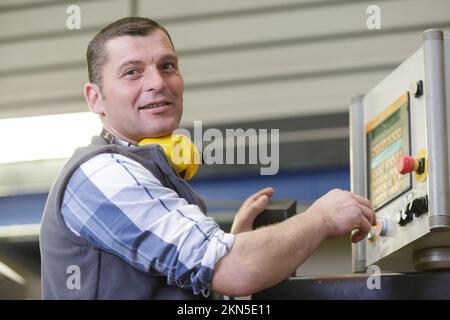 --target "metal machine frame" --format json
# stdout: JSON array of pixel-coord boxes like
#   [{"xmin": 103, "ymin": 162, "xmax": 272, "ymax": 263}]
[{"xmin": 351, "ymin": 29, "xmax": 450, "ymax": 273}]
